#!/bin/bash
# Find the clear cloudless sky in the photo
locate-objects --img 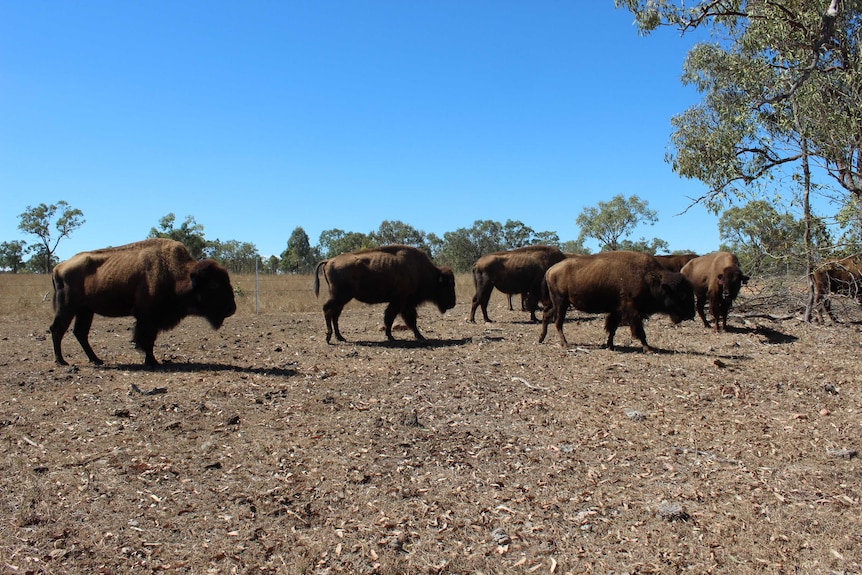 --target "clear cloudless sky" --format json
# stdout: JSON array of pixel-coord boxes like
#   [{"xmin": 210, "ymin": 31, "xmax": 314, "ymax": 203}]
[{"xmin": 1, "ymin": 1, "xmax": 722, "ymax": 262}]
